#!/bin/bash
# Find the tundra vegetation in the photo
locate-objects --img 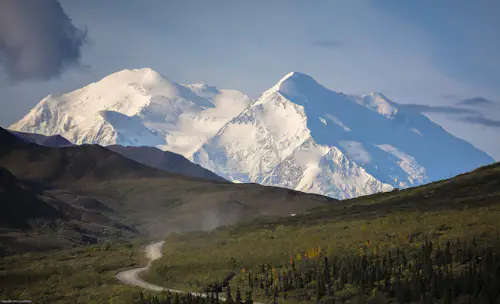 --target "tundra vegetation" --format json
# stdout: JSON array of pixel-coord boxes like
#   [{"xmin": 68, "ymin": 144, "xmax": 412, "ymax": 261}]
[
  {"xmin": 1, "ymin": 163, "xmax": 499, "ymax": 303},
  {"xmin": 145, "ymin": 163, "xmax": 500, "ymax": 303}
]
